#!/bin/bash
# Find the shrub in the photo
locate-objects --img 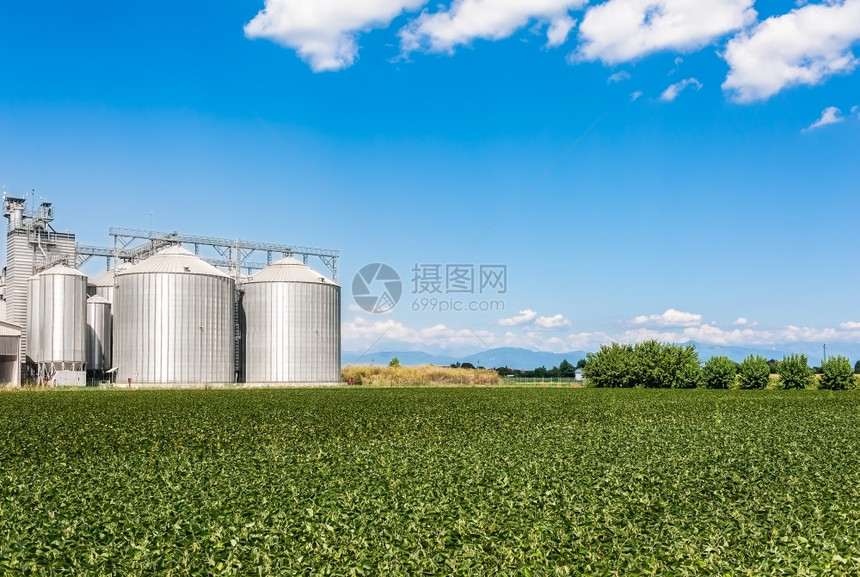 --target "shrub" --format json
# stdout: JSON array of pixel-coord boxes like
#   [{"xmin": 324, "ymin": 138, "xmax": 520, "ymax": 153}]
[
  {"xmin": 584, "ymin": 341, "xmax": 700, "ymax": 388},
  {"xmin": 779, "ymin": 353, "xmax": 814, "ymax": 390},
  {"xmin": 702, "ymin": 356, "xmax": 737, "ymax": 389},
  {"xmin": 738, "ymin": 355, "xmax": 770, "ymax": 390},
  {"xmin": 652, "ymin": 342, "xmax": 701, "ymax": 389},
  {"xmin": 583, "ymin": 343, "xmax": 636, "ymax": 388},
  {"xmin": 631, "ymin": 340, "xmax": 662, "ymax": 388},
  {"xmin": 819, "ymin": 355, "xmax": 854, "ymax": 390}
]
